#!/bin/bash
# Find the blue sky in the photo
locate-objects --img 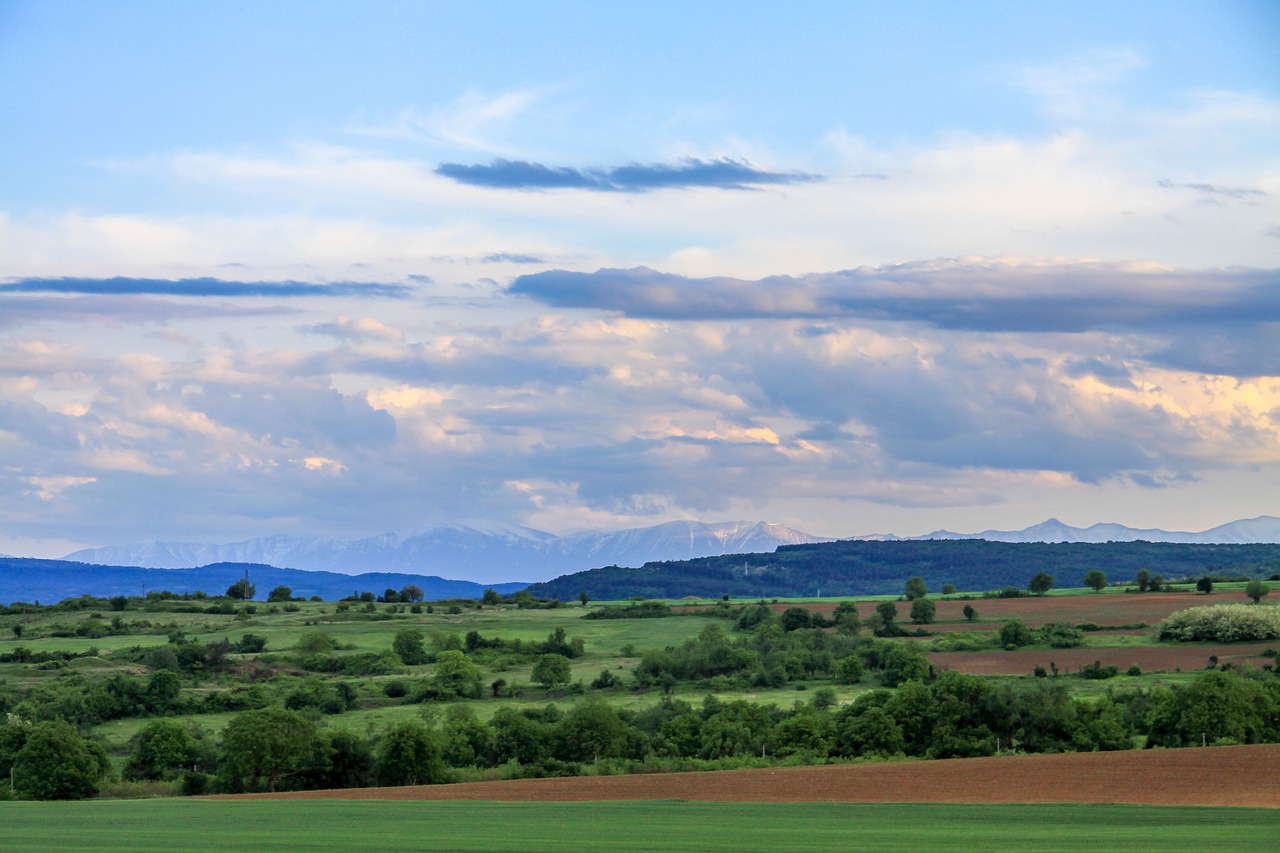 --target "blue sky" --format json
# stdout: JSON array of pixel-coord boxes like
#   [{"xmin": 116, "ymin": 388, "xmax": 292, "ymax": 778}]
[{"xmin": 1, "ymin": 1, "xmax": 1278, "ymax": 556}]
